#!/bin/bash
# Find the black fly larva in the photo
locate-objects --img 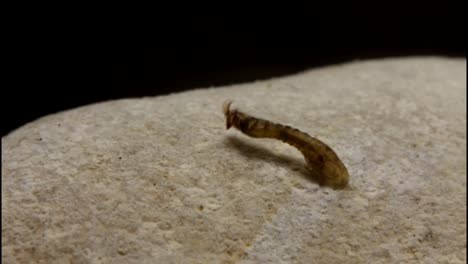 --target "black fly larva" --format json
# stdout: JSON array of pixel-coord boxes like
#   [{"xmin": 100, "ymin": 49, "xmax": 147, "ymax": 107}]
[{"xmin": 223, "ymin": 101, "xmax": 349, "ymax": 189}]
